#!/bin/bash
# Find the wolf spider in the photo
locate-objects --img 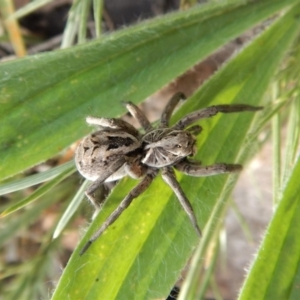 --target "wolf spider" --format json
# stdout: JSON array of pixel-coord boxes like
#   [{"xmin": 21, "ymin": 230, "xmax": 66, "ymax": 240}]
[{"xmin": 75, "ymin": 92, "xmax": 262, "ymax": 254}]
